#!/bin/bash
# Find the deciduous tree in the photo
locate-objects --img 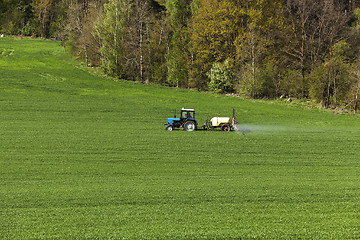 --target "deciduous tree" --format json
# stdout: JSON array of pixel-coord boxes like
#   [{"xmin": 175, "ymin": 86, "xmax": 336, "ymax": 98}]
[
  {"xmin": 190, "ymin": 0, "xmax": 241, "ymax": 89},
  {"xmin": 283, "ymin": 0, "xmax": 350, "ymax": 97},
  {"xmin": 95, "ymin": 0, "xmax": 126, "ymax": 77},
  {"xmin": 309, "ymin": 41, "xmax": 353, "ymax": 107},
  {"xmin": 165, "ymin": 0, "xmax": 192, "ymax": 87}
]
